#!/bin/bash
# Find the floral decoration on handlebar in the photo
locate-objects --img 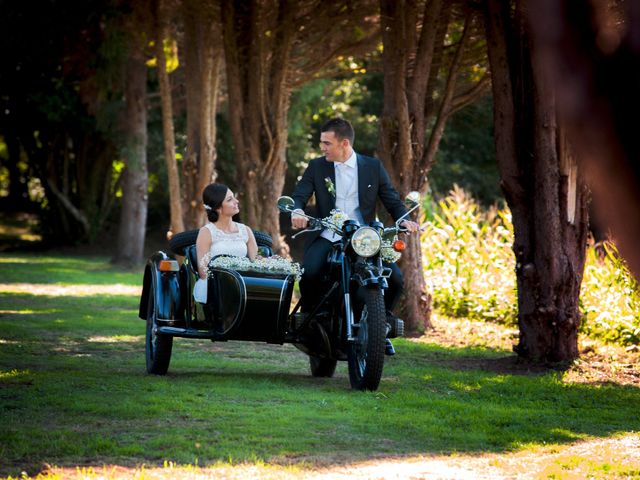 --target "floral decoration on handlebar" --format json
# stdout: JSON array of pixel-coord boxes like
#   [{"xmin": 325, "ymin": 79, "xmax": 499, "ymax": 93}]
[
  {"xmin": 380, "ymin": 241, "xmax": 402, "ymax": 263},
  {"xmin": 323, "ymin": 208, "xmax": 403, "ymax": 264},
  {"xmin": 208, "ymin": 255, "xmax": 303, "ymax": 281},
  {"xmin": 323, "ymin": 209, "xmax": 349, "ymax": 231}
]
